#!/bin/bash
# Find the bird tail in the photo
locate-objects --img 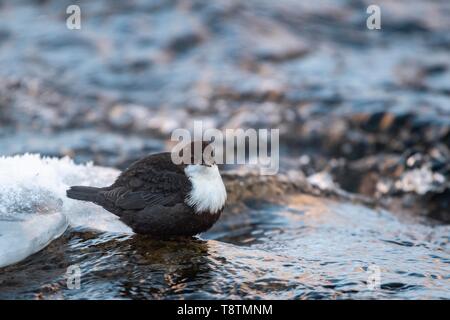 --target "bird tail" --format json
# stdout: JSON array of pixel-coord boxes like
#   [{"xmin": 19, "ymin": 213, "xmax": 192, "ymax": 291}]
[{"xmin": 66, "ymin": 186, "xmax": 101, "ymax": 202}]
